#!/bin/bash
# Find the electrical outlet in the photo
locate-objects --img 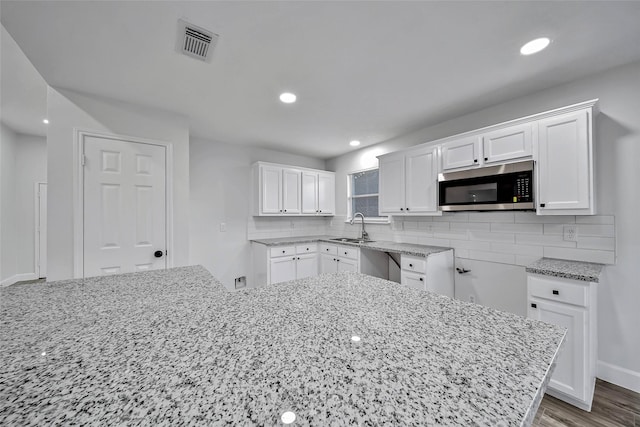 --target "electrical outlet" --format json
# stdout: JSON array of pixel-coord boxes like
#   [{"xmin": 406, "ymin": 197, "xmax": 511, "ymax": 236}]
[
  {"xmin": 220, "ymin": 222, "xmax": 227, "ymax": 232},
  {"xmin": 234, "ymin": 276, "xmax": 246, "ymax": 289},
  {"xmin": 469, "ymin": 295, "xmax": 476, "ymax": 303},
  {"xmin": 563, "ymin": 225, "xmax": 577, "ymax": 242}
]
